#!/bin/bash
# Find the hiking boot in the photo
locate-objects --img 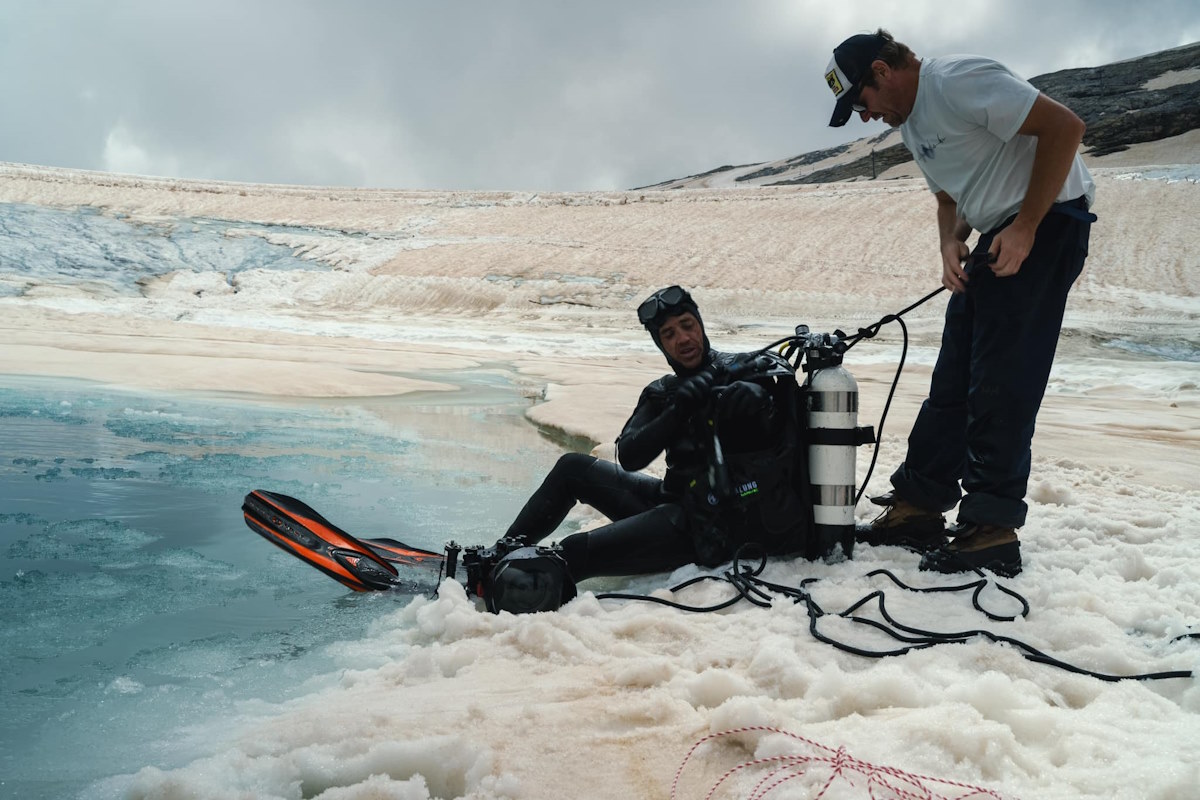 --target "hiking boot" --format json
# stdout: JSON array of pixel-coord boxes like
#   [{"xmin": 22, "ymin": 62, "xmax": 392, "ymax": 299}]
[
  {"xmin": 919, "ymin": 522, "xmax": 1022, "ymax": 578},
  {"xmin": 855, "ymin": 491, "xmax": 947, "ymax": 552}
]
